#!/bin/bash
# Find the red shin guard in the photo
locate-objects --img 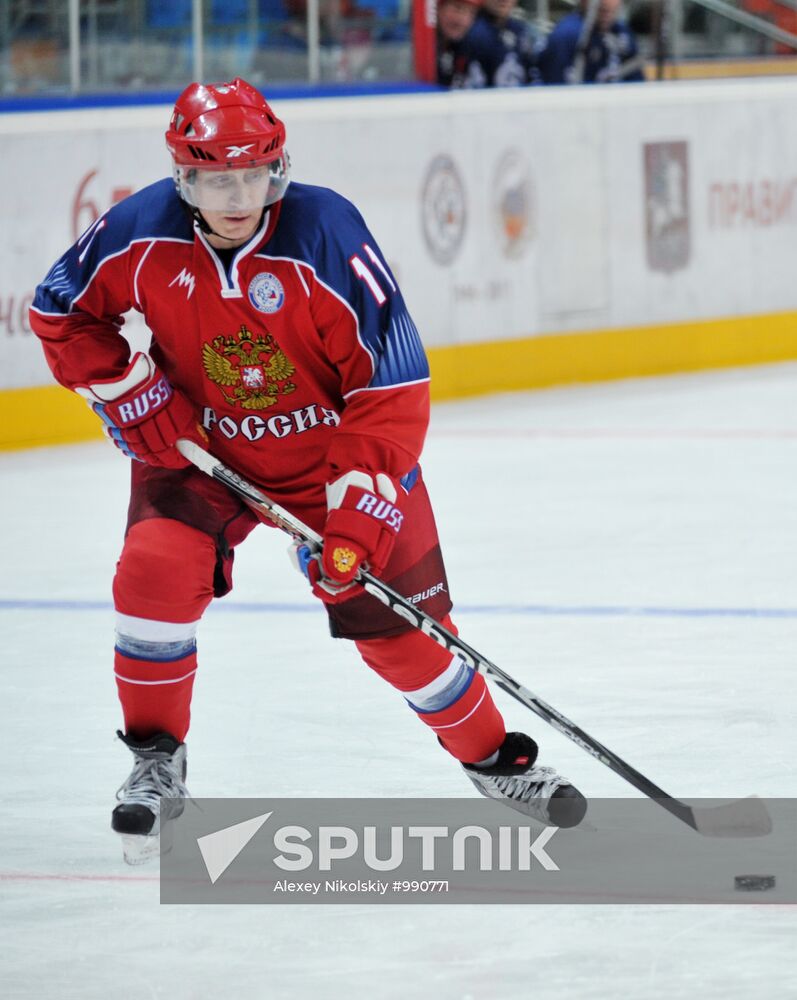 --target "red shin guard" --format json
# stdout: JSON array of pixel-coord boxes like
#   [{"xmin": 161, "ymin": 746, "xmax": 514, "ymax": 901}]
[
  {"xmin": 114, "ymin": 650, "xmax": 197, "ymax": 742},
  {"xmin": 112, "ymin": 518, "xmax": 217, "ymax": 741},
  {"xmin": 356, "ymin": 615, "xmax": 506, "ymax": 764},
  {"xmin": 418, "ymin": 670, "xmax": 505, "ymax": 764},
  {"xmin": 113, "ymin": 518, "xmax": 217, "ymax": 622}
]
